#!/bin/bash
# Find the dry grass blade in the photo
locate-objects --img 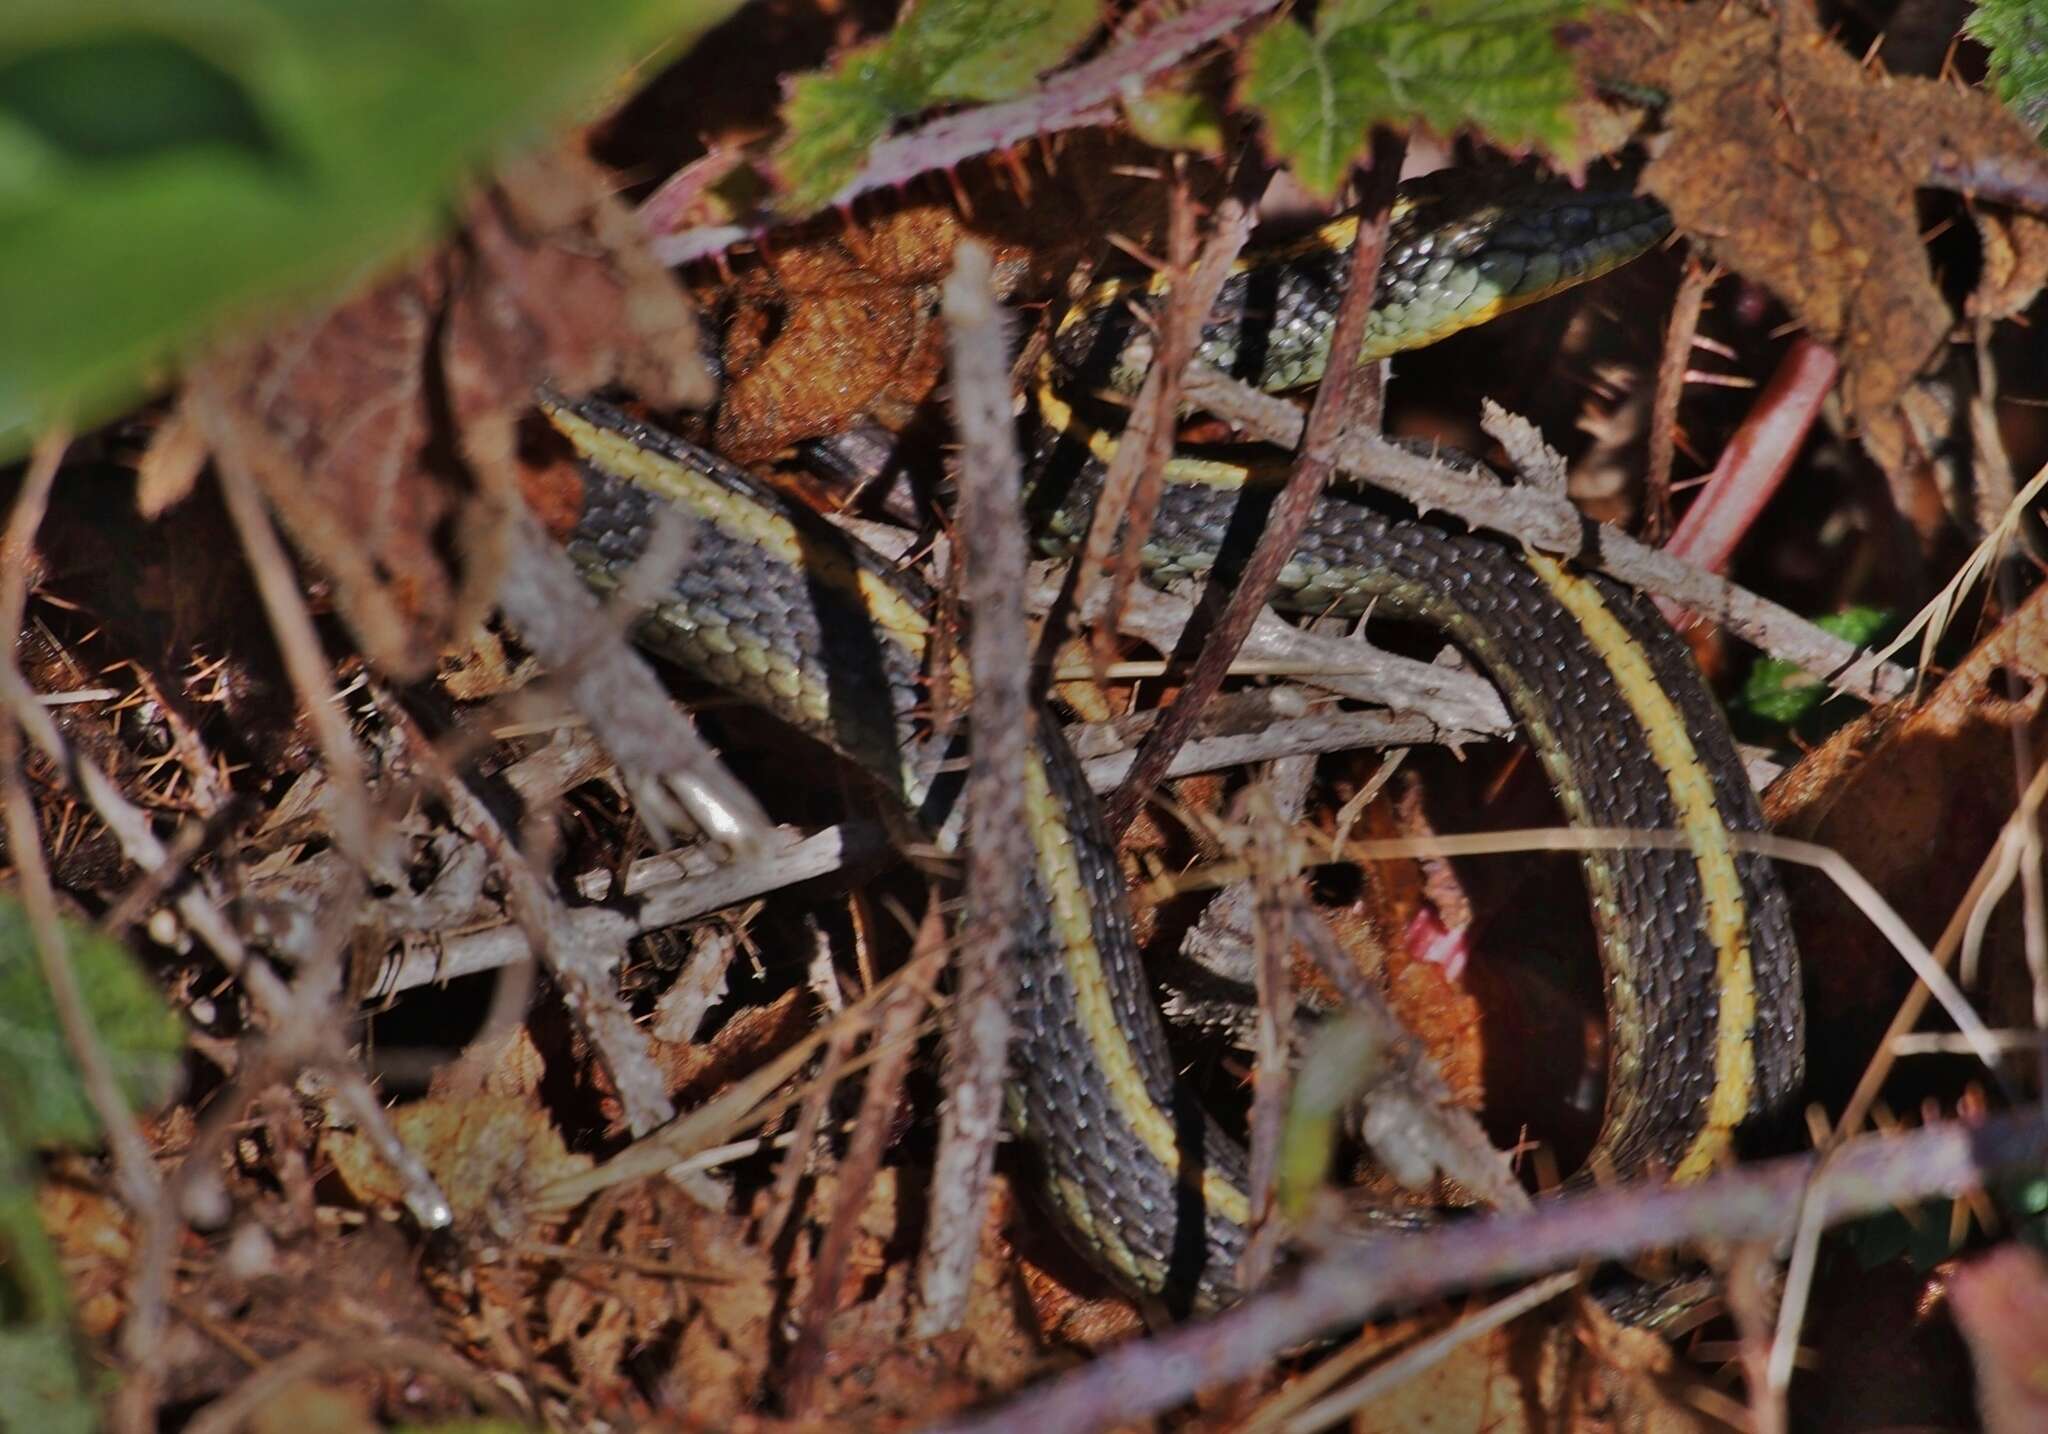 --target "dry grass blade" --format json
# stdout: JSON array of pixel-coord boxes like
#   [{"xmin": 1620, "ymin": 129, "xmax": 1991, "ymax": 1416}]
[{"xmin": 1866, "ymin": 461, "xmax": 2048, "ymax": 688}]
